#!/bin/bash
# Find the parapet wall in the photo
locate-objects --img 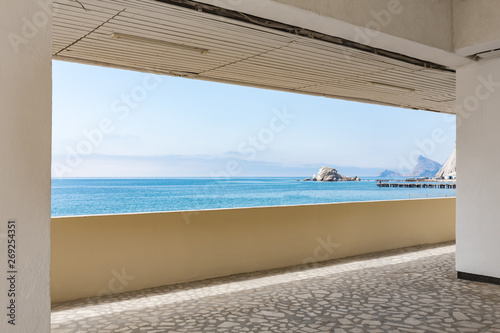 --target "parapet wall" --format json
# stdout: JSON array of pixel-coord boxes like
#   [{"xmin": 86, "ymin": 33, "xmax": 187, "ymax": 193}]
[{"xmin": 51, "ymin": 198, "xmax": 456, "ymax": 303}]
